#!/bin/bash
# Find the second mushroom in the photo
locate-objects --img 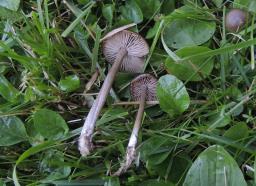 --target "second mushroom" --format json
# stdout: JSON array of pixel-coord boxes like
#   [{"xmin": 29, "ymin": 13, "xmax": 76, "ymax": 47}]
[{"xmin": 115, "ymin": 74, "xmax": 158, "ymax": 175}]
